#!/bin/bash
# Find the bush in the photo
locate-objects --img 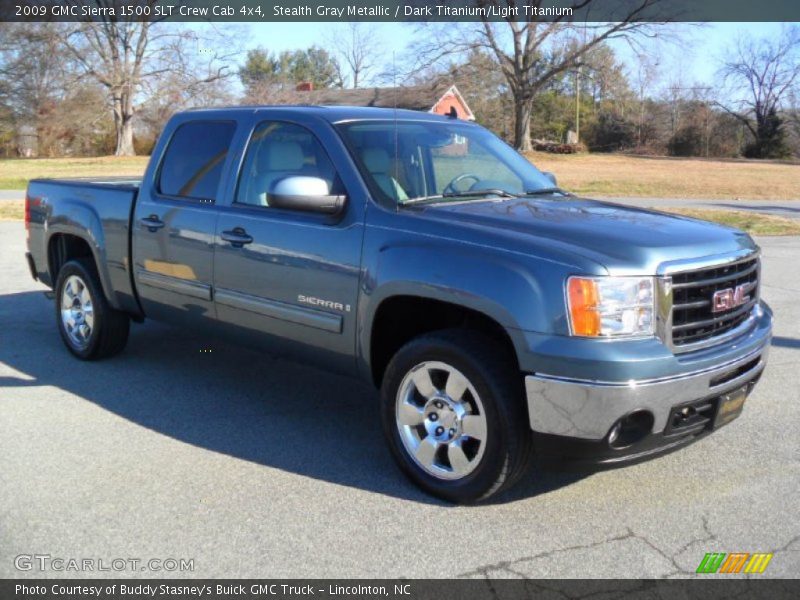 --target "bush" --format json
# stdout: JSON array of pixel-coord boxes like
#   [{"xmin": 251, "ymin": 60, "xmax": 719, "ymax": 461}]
[
  {"xmin": 584, "ymin": 111, "xmax": 636, "ymax": 152},
  {"xmin": 532, "ymin": 140, "xmax": 587, "ymax": 154},
  {"xmin": 668, "ymin": 125, "xmax": 705, "ymax": 157},
  {"xmin": 133, "ymin": 134, "xmax": 157, "ymax": 156},
  {"xmin": 743, "ymin": 108, "xmax": 791, "ymax": 159}
]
